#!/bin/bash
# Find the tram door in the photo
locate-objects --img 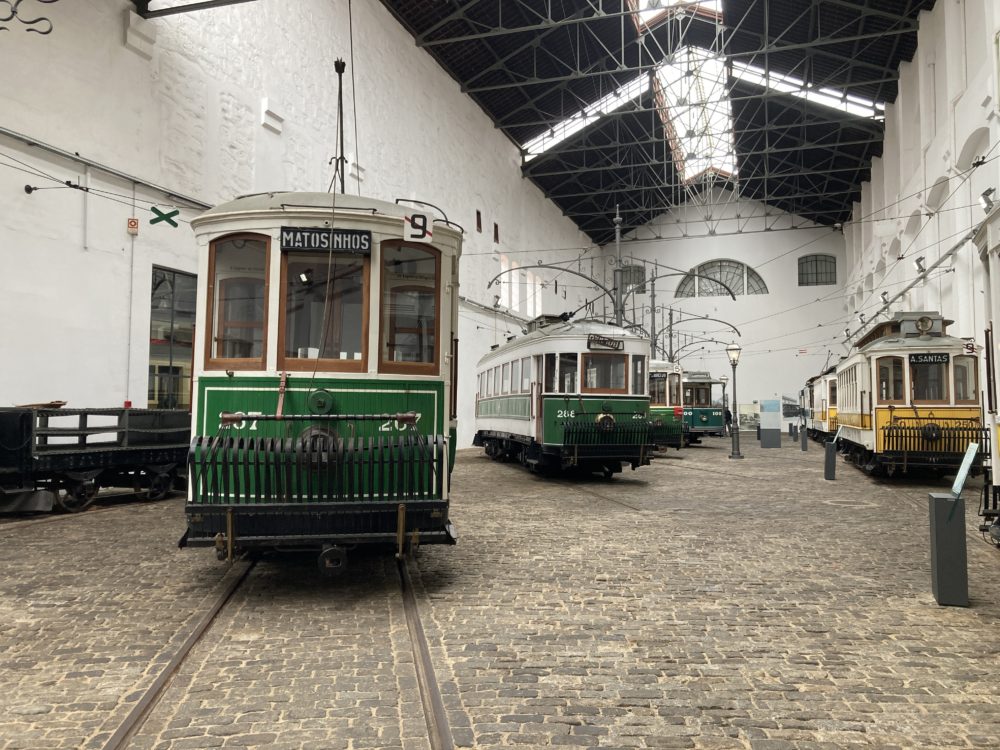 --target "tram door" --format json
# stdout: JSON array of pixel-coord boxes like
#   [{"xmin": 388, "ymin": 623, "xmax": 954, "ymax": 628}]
[{"xmin": 535, "ymin": 355, "xmax": 545, "ymax": 438}]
